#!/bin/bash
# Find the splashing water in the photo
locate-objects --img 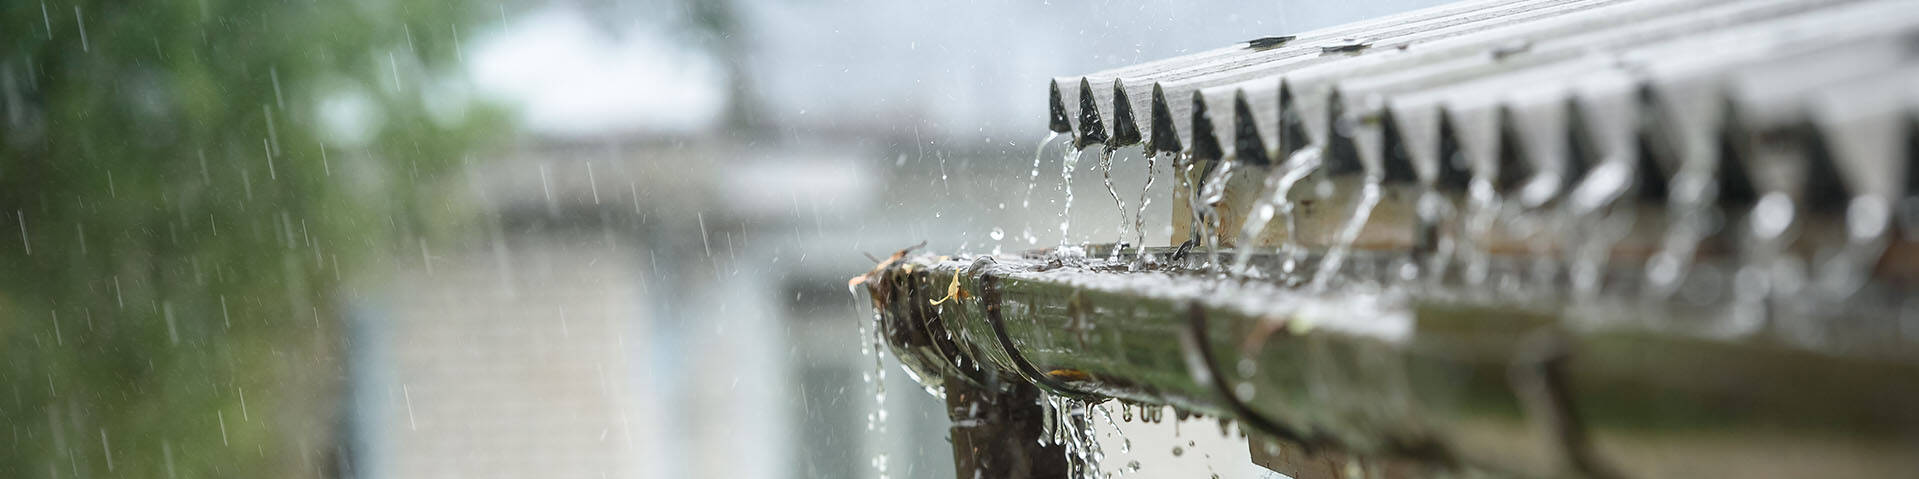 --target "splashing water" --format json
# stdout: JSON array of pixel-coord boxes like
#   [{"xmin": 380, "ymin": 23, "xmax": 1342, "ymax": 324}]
[
  {"xmin": 1092, "ymin": 402, "xmax": 1130, "ymax": 474},
  {"xmin": 1178, "ymin": 154, "xmax": 1205, "ymax": 263},
  {"xmin": 1231, "ymin": 148, "xmax": 1323, "ymax": 275},
  {"xmin": 1039, "ymin": 395, "xmax": 1105, "ymax": 479},
  {"xmin": 1272, "ymin": 149, "xmax": 1325, "ymax": 276},
  {"xmin": 1133, "ymin": 151, "xmax": 1161, "ymax": 265},
  {"xmin": 1312, "ymin": 179, "xmax": 1382, "ymax": 290},
  {"xmin": 1412, "ymin": 188, "xmax": 1458, "ymax": 283},
  {"xmin": 1818, "ymin": 197, "xmax": 1892, "ymax": 298},
  {"xmin": 1521, "ymin": 202, "xmax": 1565, "ymax": 294},
  {"xmin": 1645, "ymin": 168, "xmax": 1715, "ymax": 297},
  {"xmin": 1093, "ymin": 402, "xmax": 1125, "ymax": 436},
  {"xmin": 1568, "ymin": 204, "xmax": 1634, "ymax": 298},
  {"xmin": 1460, "ymin": 177, "xmax": 1503, "ymax": 286},
  {"xmin": 1196, "ymin": 159, "xmax": 1240, "ymax": 271},
  {"xmin": 1100, "ymin": 146, "xmax": 1128, "ymax": 260},
  {"xmin": 1739, "ymin": 193, "xmax": 1802, "ymax": 324},
  {"xmin": 1564, "ymin": 160, "xmax": 1637, "ymax": 298},
  {"xmin": 1060, "ymin": 147, "xmax": 1086, "ymax": 247}
]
